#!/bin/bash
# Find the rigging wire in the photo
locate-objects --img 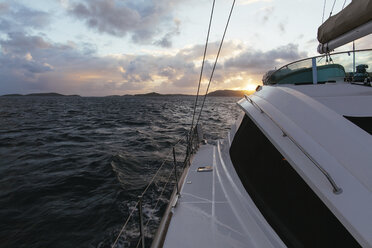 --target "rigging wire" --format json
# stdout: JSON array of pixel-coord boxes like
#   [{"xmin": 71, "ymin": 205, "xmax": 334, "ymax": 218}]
[
  {"xmin": 329, "ymin": 0, "xmax": 336, "ymax": 17},
  {"xmin": 322, "ymin": 0, "xmax": 327, "ymax": 23},
  {"xmin": 342, "ymin": 0, "xmax": 347, "ymax": 10},
  {"xmin": 113, "ymin": 1, "xmax": 236, "ymax": 246},
  {"xmin": 189, "ymin": 0, "xmax": 216, "ymax": 136},
  {"xmin": 195, "ymin": 0, "xmax": 236, "ymax": 127}
]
